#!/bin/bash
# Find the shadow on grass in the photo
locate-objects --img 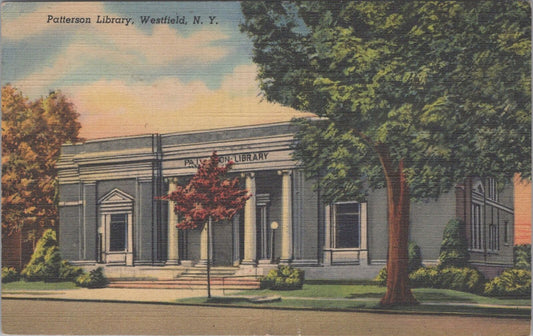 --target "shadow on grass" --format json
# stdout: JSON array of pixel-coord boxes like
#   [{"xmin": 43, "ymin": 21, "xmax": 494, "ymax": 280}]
[
  {"xmin": 205, "ymin": 297, "xmax": 250, "ymax": 304},
  {"xmin": 413, "ymin": 291, "xmax": 475, "ymax": 303},
  {"xmin": 346, "ymin": 293, "xmax": 384, "ymax": 299},
  {"xmin": 305, "ymin": 280, "xmax": 381, "ymax": 286}
]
